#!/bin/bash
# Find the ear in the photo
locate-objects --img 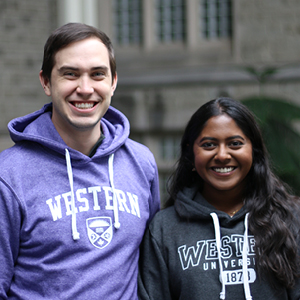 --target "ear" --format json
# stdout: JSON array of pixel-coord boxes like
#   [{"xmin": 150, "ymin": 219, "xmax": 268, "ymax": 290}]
[
  {"xmin": 110, "ymin": 72, "xmax": 118, "ymax": 96},
  {"xmin": 39, "ymin": 70, "xmax": 51, "ymax": 96}
]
